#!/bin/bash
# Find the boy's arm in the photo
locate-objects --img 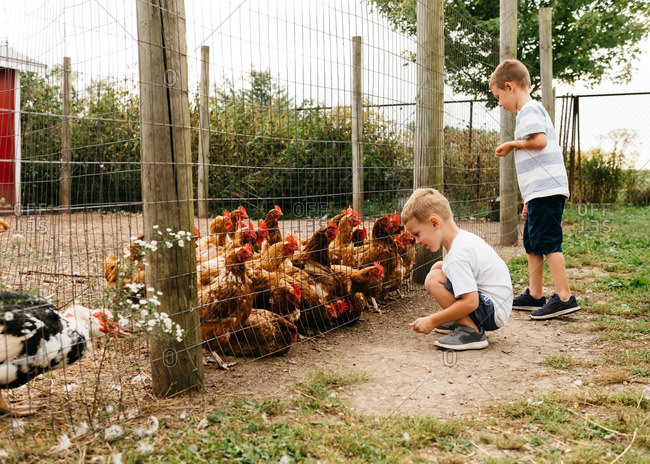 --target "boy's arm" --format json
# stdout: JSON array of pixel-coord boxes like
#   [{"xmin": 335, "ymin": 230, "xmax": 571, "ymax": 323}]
[
  {"xmin": 410, "ymin": 291, "xmax": 479, "ymax": 334},
  {"xmin": 496, "ymin": 132, "xmax": 547, "ymax": 157}
]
